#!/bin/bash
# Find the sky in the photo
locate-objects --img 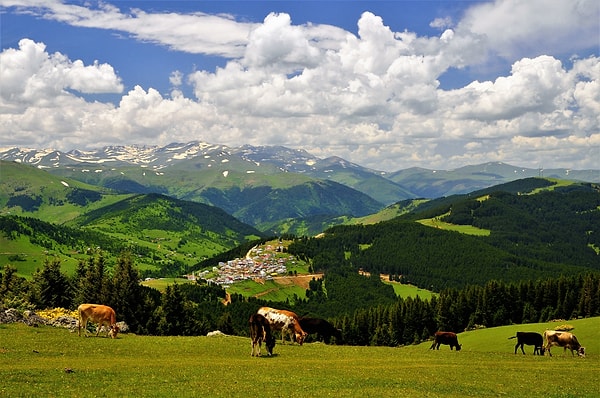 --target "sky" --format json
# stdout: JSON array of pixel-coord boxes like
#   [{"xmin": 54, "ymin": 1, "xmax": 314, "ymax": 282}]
[{"xmin": 0, "ymin": 0, "xmax": 598, "ymax": 172}]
